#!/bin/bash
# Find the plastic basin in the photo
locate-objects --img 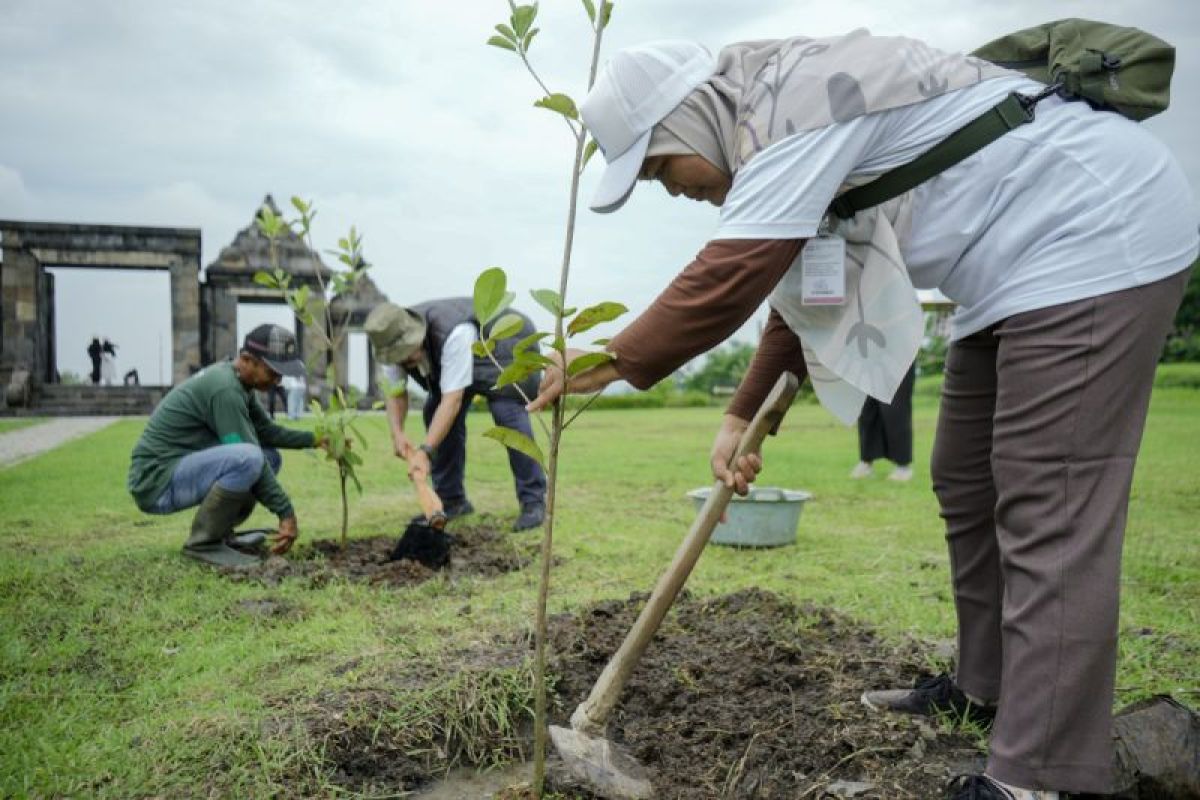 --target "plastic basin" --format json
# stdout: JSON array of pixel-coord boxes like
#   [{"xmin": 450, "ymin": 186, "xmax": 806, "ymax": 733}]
[{"xmin": 687, "ymin": 486, "xmax": 812, "ymax": 548}]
